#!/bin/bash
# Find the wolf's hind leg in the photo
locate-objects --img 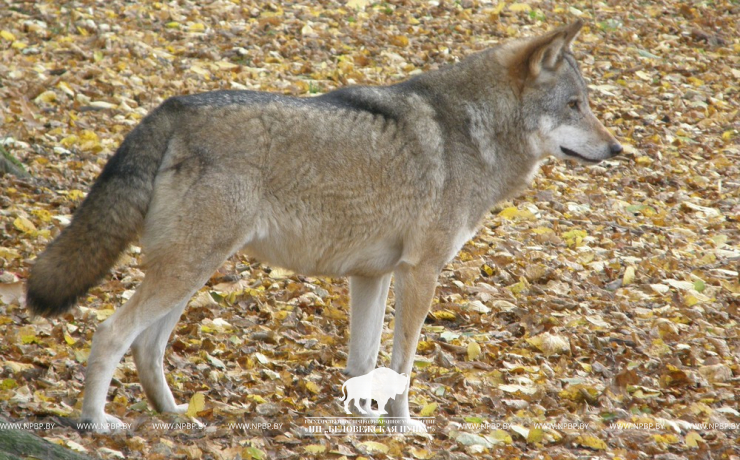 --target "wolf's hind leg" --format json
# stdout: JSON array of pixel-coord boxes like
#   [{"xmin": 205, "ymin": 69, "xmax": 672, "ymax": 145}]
[
  {"xmin": 79, "ymin": 281, "xmax": 197, "ymax": 432},
  {"xmin": 79, "ymin": 234, "xmax": 243, "ymax": 432},
  {"xmin": 132, "ymin": 300, "xmax": 189, "ymax": 414}
]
